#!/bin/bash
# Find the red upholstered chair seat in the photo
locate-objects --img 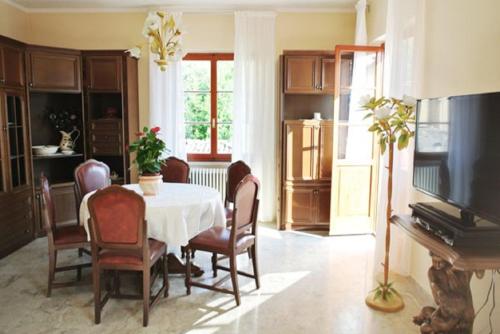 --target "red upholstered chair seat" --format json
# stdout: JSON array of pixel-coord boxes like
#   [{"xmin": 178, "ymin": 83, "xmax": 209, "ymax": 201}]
[
  {"xmin": 189, "ymin": 226, "xmax": 255, "ymax": 253},
  {"xmin": 54, "ymin": 226, "xmax": 88, "ymax": 245},
  {"xmin": 98, "ymin": 239, "xmax": 166, "ymax": 267}
]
